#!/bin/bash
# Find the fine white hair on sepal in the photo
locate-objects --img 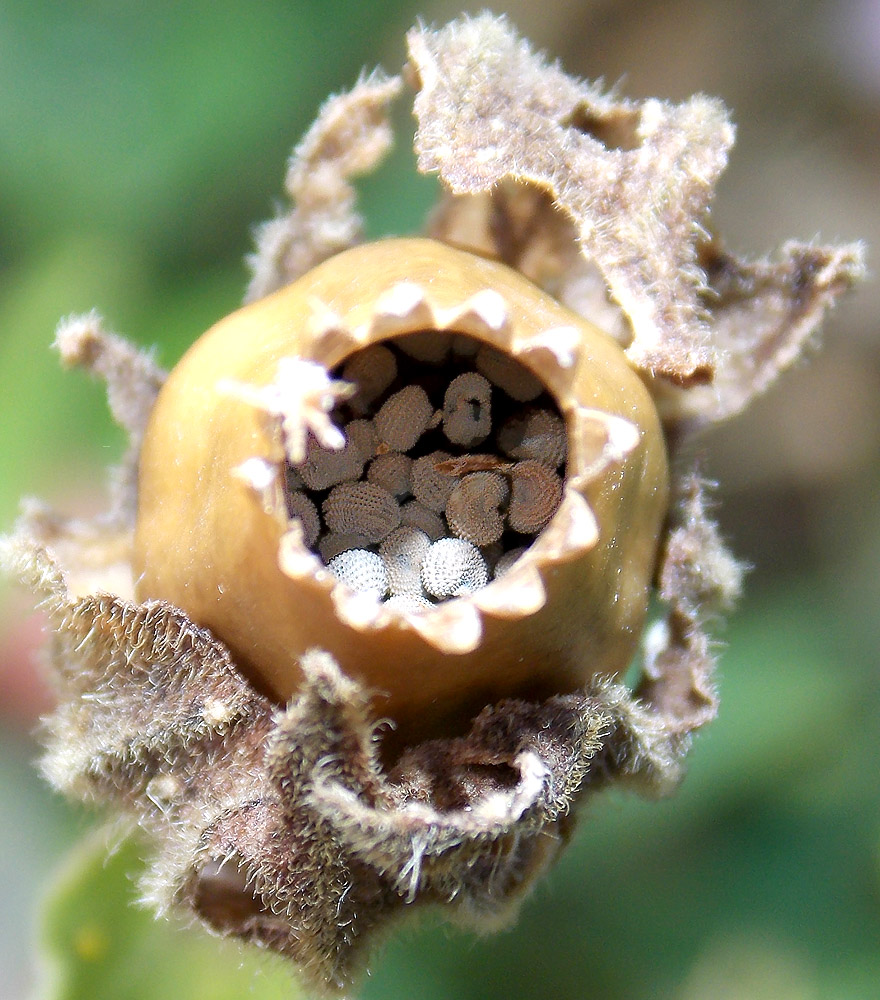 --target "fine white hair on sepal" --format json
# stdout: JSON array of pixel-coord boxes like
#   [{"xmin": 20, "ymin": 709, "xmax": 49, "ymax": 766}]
[
  {"xmin": 445, "ymin": 471, "xmax": 509, "ymax": 546},
  {"xmin": 421, "ymin": 537, "xmax": 489, "ymax": 598},
  {"xmin": 442, "ymin": 371, "xmax": 492, "ymax": 447},
  {"xmin": 342, "ymin": 344, "xmax": 398, "ymax": 412},
  {"xmin": 374, "ymin": 385, "xmax": 434, "ymax": 451},
  {"xmin": 327, "ymin": 549, "xmax": 388, "ymax": 598},
  {"xmin": 367, "ymin": 452, "xmax": 413, "ymax": 498},
  {"xmin": 379, "ymin": 526, "xmax": 431, "ymax": 595},
  {"xmin": 287, "ymin": 490, "xmax": 321, "ymax": 548},
  {"xmin": 323, "ymin": 482, "xmax": 401, "ymax": 543},
  {"xmin": 475, "ymin": 344, "xmax": 544, "ymax": 401},
  {"xmin": 497, "ymin": 407, "xmax": 567, "ymax": 467},
  {"xmin": 410, "ymin": 450, "xmax": 458, "ymax": 512},
  {"xmin": 507, "ymin": 460, "xmax": 564, "ymax": 534}
]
